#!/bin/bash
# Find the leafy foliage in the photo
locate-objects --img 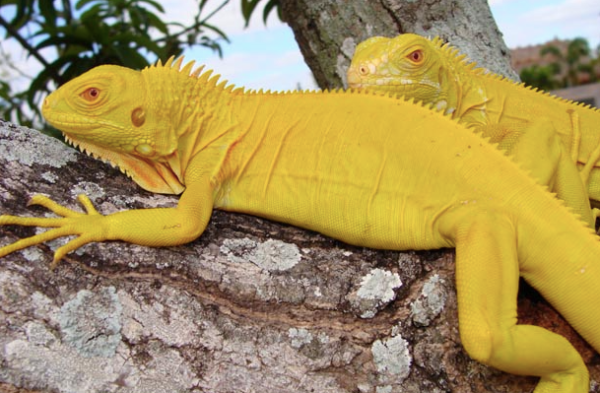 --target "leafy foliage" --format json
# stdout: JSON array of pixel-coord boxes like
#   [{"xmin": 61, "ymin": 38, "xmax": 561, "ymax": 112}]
[
  {"xmin": 519, "ymin": 64, "xmax": 562, "ymax": 92},
  {"xmin": 241, "ymin": 0, "xmax": 281, "ymax": 26},
  {"xmin": 0, "ymin": 0, "xmax": 230, "ymax": 128},
  {"xmin": 520, "ymin": 37, "xmax": 600, "ymax": 91}
]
